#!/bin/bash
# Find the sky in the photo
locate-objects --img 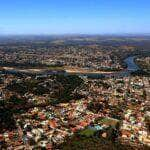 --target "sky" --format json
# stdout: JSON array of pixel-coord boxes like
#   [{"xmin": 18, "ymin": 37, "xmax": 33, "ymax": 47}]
[{"xmin": 0, "ymin": 0, "xmax": 150, "ymax": 35}]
